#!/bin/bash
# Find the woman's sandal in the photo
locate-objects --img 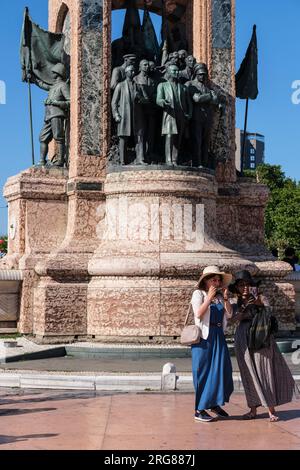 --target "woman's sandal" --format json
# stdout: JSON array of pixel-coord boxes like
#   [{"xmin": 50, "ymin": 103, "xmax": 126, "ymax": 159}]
[
  {"xmin": 242, "ymin": 412, "xmax": 257, "ymax": 420},
  {"xmin": 269, "ymin": 414, "xmax": 279, "ymax": 422}
]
